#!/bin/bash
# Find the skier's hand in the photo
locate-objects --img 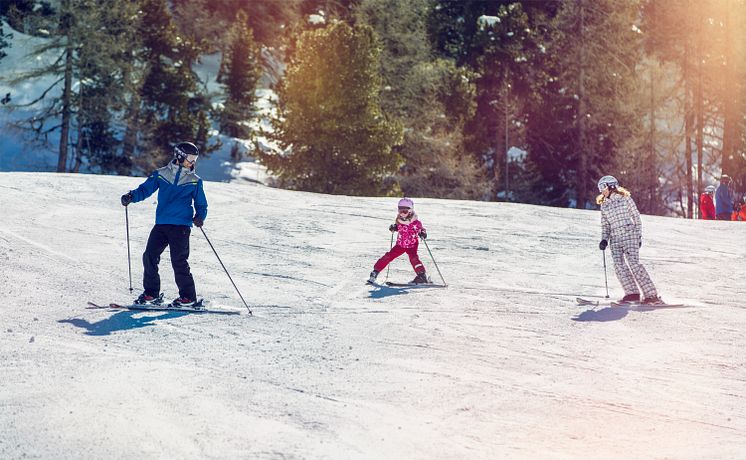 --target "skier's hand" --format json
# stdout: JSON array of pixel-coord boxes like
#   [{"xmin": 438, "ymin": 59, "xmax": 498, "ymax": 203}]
[
  {"xmin": 599, "ymin": 239, "xmax": 608, "ymax": 251},
  {"xmin": 193, "ymin": 216, "xmax": 204, "ymax": 228},
  {"xmin": 419, "ymin": 230, "xmax": 427, "ymax": 240},
  {"xmin": 389, "ymin": 224, "xmax": 397, "ymax": 232},
  {"xmin": 121, "ymin": 192, "xmax": 133, "ymax": 206}
]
